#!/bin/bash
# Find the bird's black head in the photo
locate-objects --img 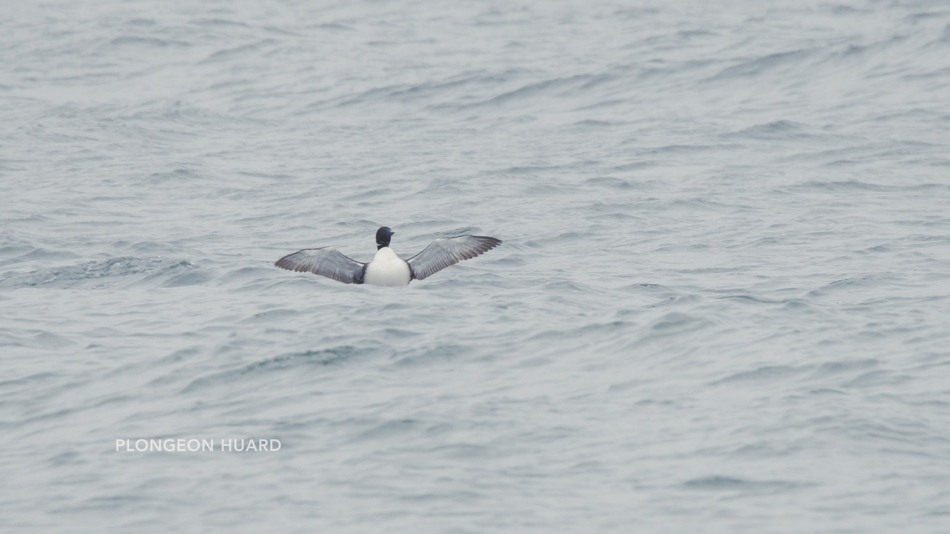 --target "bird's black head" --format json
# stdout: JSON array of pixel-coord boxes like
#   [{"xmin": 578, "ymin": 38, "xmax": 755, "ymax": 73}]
[{"xmin": 376, "ymin": 226, "xmax": 395, "ymax": 249}]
